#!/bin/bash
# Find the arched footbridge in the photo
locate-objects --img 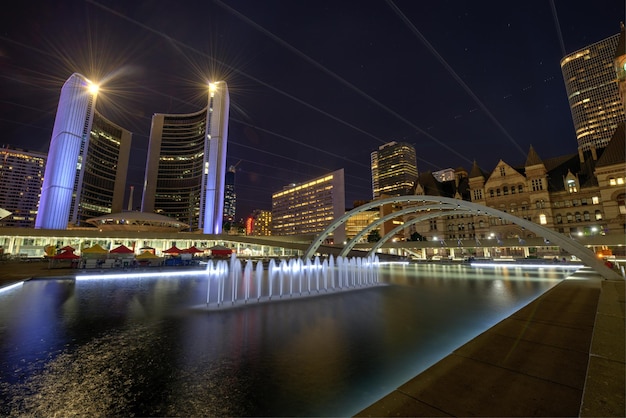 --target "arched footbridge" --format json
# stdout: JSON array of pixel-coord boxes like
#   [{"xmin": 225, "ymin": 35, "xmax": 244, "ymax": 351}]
[{"xmin": 304, "ymin": 195, "xmax": 622, "ymax": 281}]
